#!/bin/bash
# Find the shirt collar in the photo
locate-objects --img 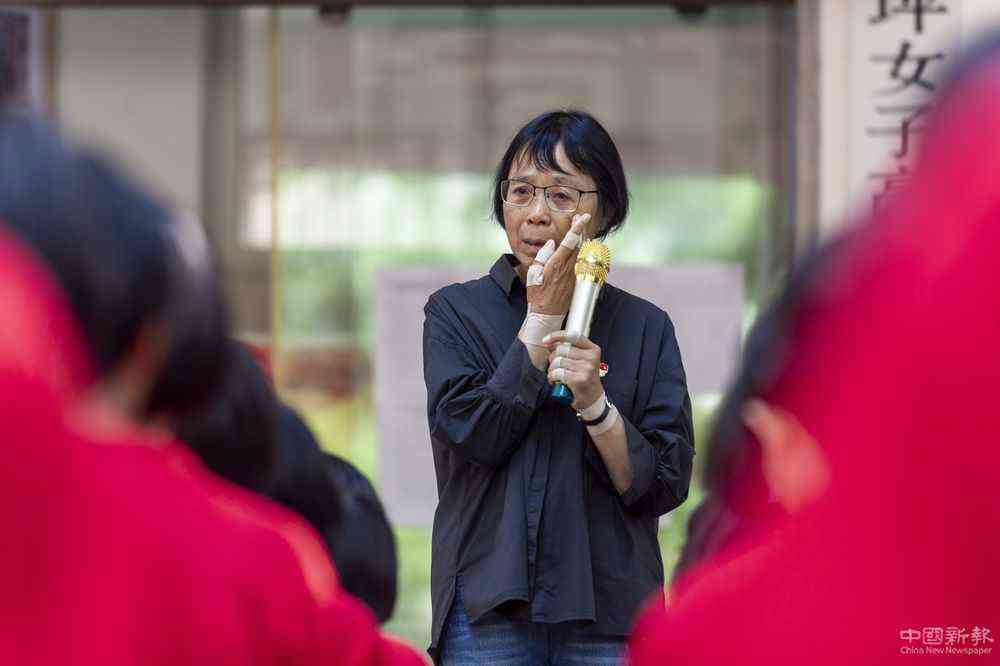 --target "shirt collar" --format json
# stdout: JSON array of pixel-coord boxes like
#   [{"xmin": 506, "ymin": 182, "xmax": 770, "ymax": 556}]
[
  {"xmin": 489, "ymin": 254, "xmax": 522, "ymax": 297},
  {"xmin": 489, "ymin": 252, "xmax": 614, "ymax": 306}
]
